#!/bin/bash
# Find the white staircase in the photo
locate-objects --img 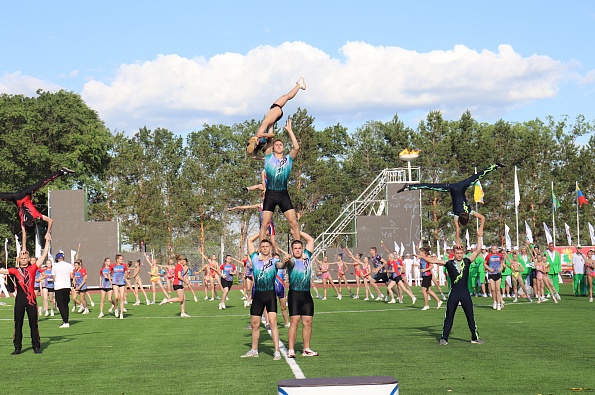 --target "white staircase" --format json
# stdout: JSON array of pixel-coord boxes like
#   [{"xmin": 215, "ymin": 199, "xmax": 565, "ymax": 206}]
[{"xmin": 313, "ymin": 167, "xmax": 420, "ymax": 257}]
